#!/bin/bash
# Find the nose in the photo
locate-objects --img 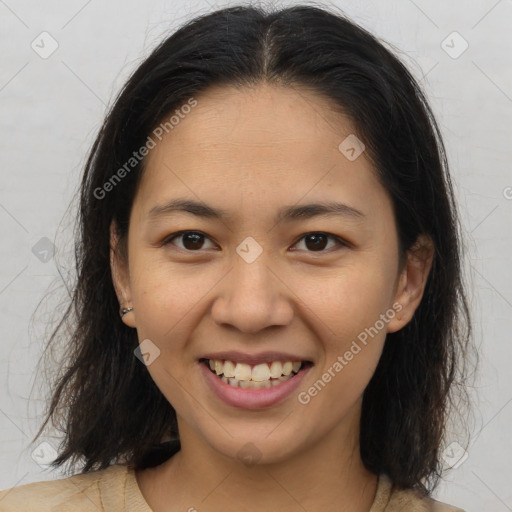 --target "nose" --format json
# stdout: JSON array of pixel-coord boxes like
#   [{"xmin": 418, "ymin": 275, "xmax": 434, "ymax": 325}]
[{"xmin": 211, "ymin": 253, "xmax": 294, "ymax": 334}]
